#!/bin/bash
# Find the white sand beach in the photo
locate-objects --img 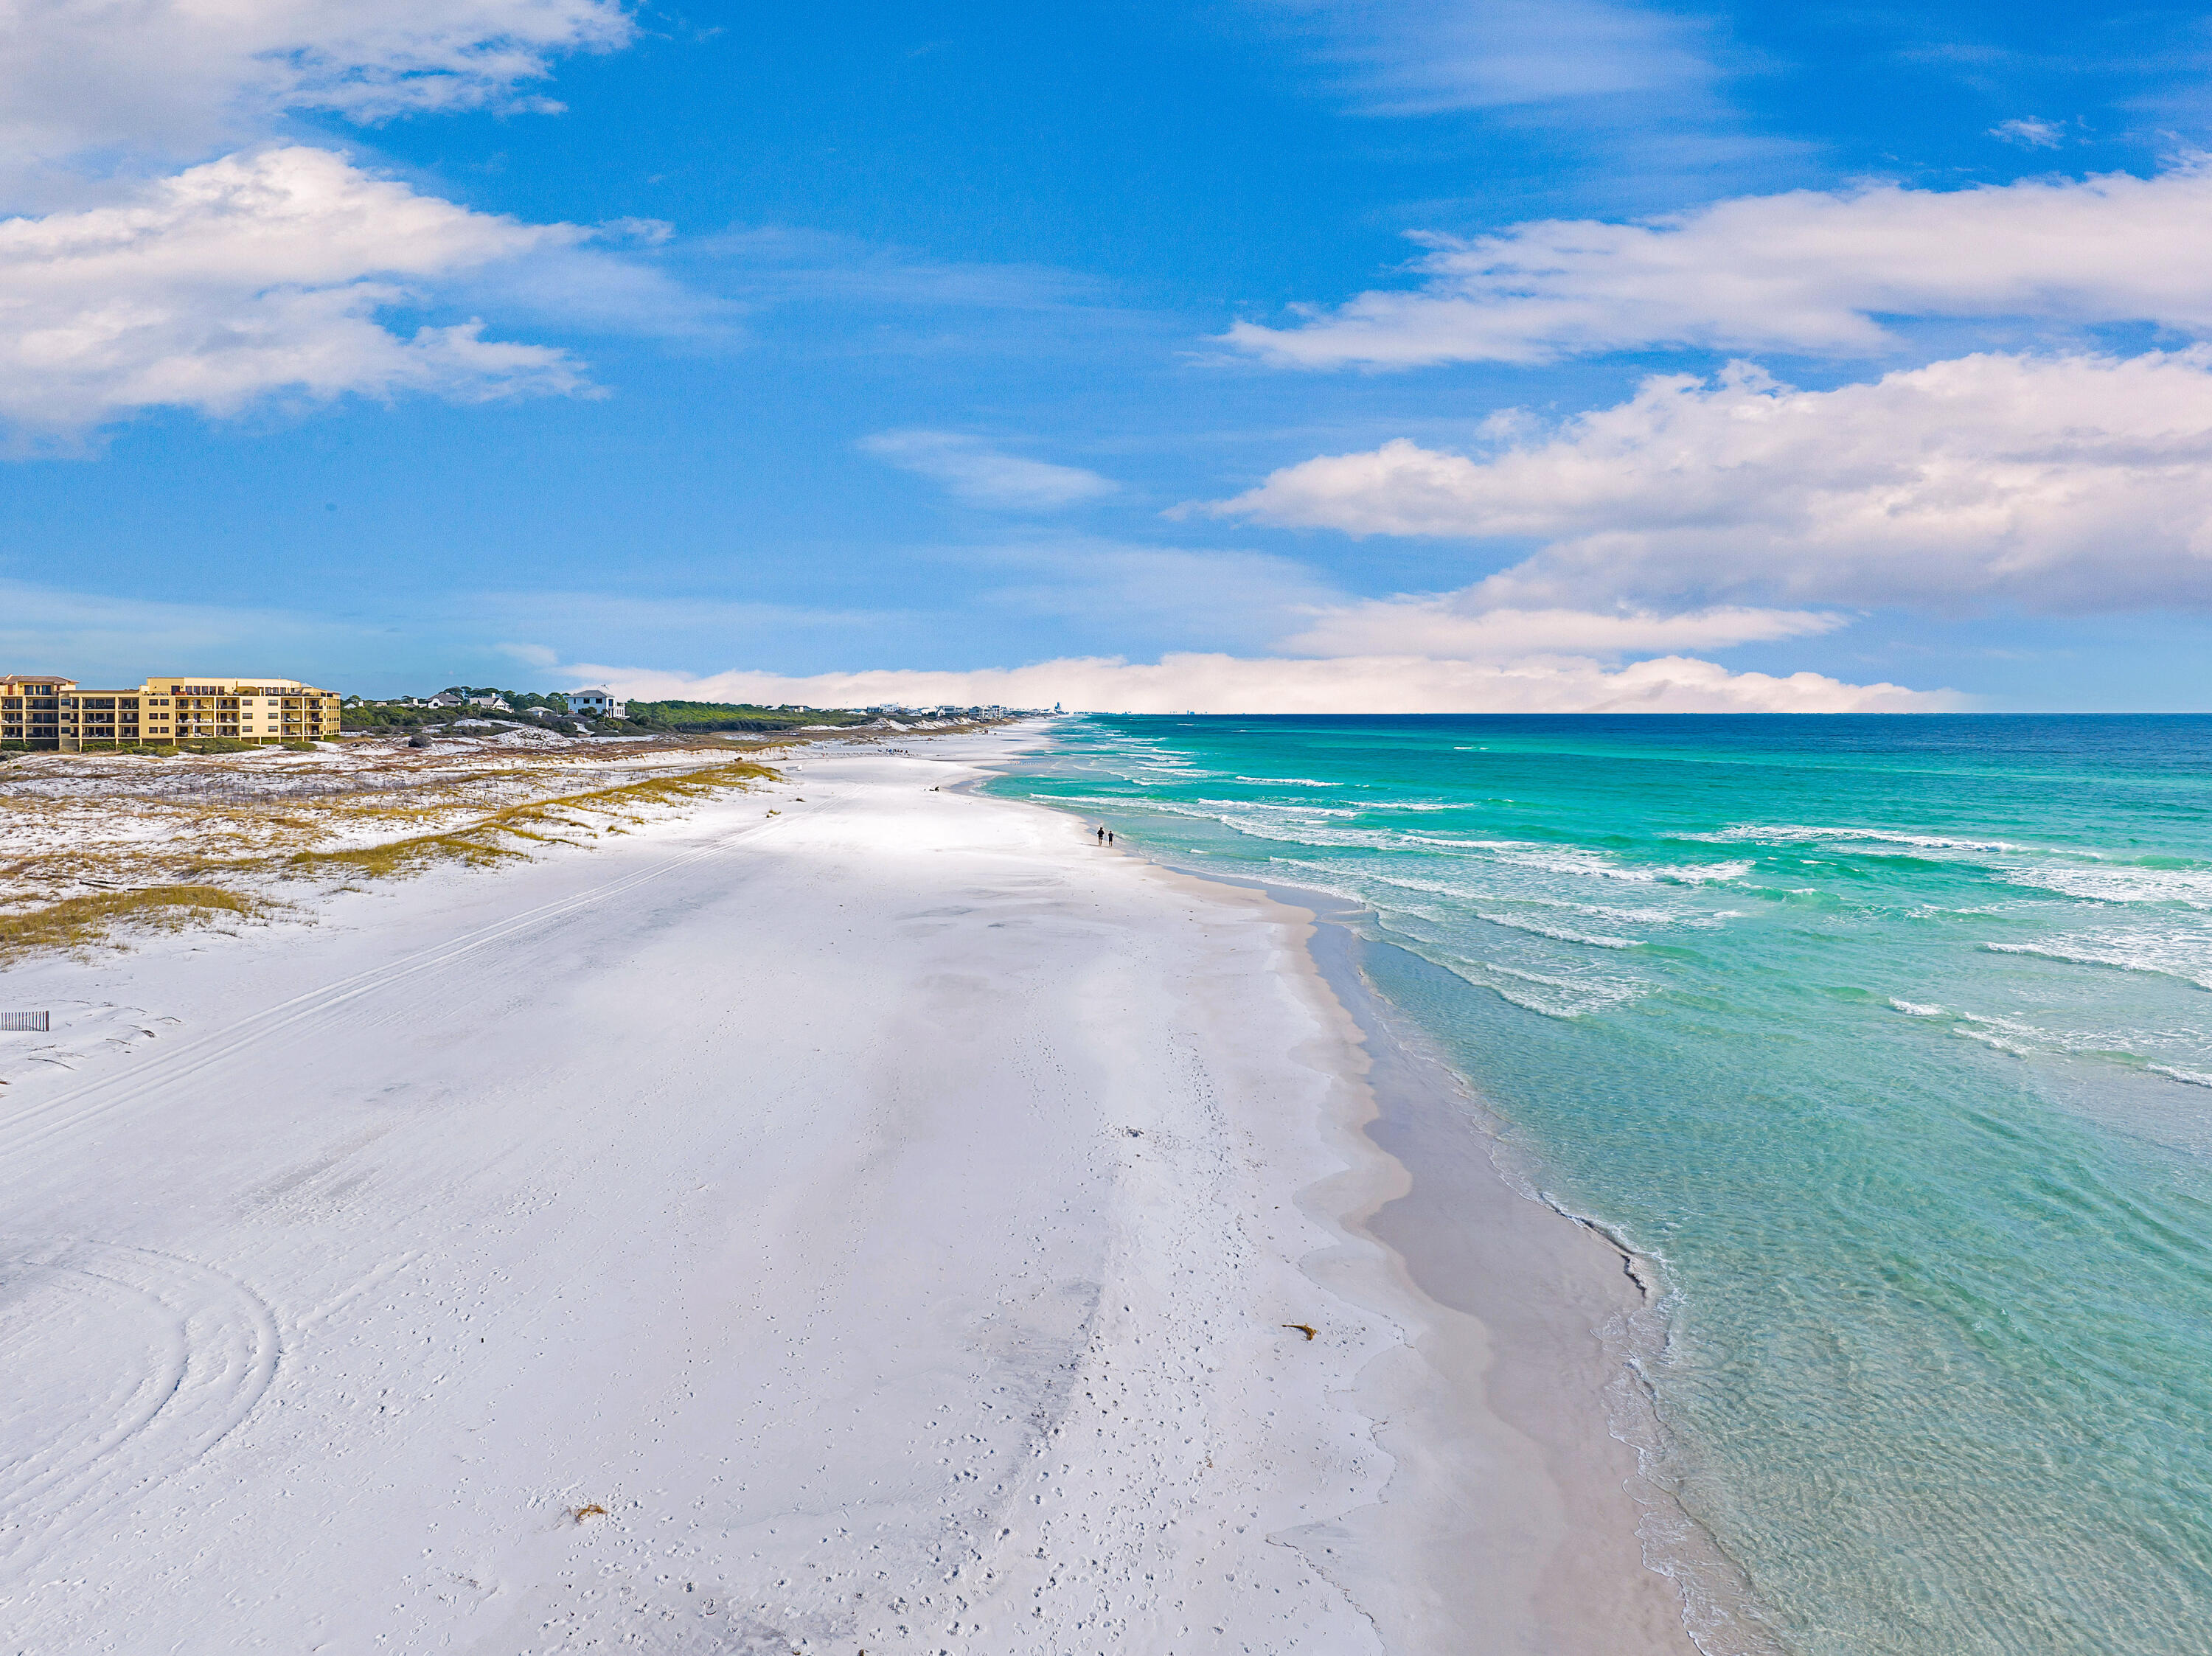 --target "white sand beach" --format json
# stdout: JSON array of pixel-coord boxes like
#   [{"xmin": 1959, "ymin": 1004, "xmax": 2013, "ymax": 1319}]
[{"xmin": 0, "ymin": 729, "xmax": 1688, "ymax": 1654}]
